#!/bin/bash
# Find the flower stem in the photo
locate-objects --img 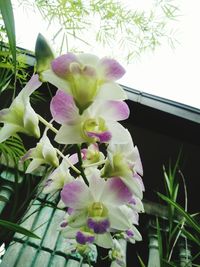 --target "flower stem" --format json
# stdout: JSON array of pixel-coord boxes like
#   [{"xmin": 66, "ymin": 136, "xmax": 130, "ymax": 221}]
[
  {"xmin": 76, "ymin": 144, "xmax": 89, "ymax": 186},
  {"xmin": 82, "ymin": 159, "xmax": 106, "ymax": 168},
  {"xmin": 56, "ymin": 149, "xmax": 81, "ymax": 174},
  {"xmin": 37, "ymin": 115, "xmax": 58, "ymax": 134}
]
